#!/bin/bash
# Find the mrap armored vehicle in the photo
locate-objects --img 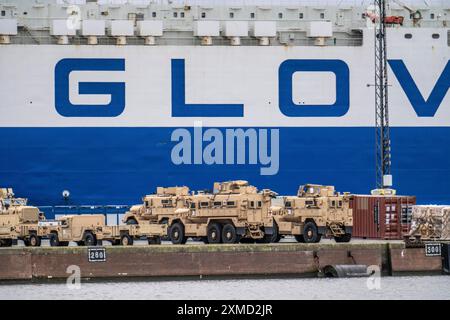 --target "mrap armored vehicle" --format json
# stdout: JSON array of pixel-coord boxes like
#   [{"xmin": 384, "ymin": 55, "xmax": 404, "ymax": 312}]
[
  {"xmin": 271, "ymin": 184, "xmax": 353, "ymax": 243},
  {"xmin": 122, "ymin": 181, "xmax": 278, "ymax": 244},
  {"xmin": 47, "ymin": 214, "xmax": 166, "ymax": 246},
  {"xmin": 0, "ymin": 188, "xmax": 45, "ymax": 247}
]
